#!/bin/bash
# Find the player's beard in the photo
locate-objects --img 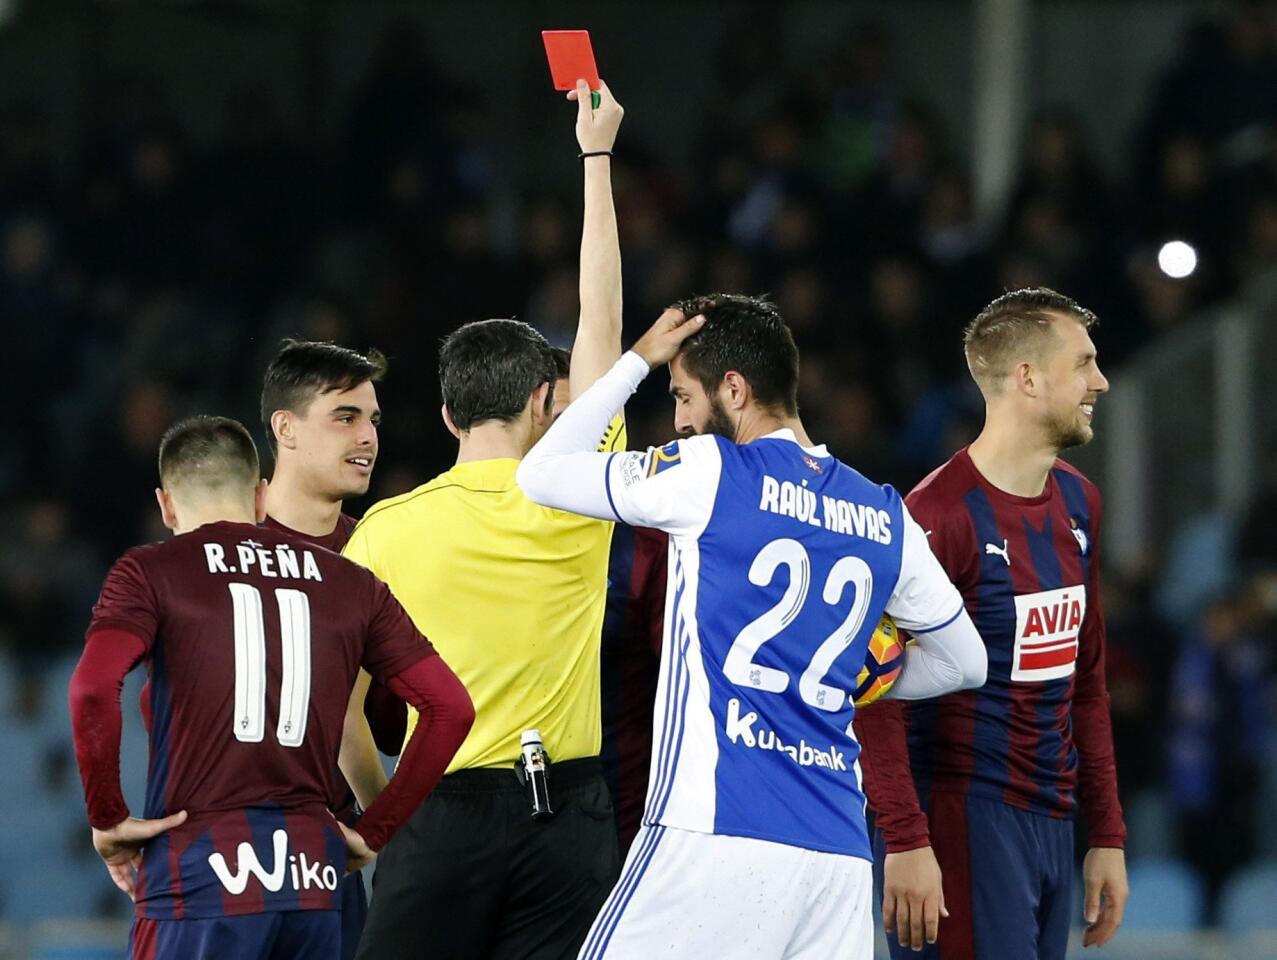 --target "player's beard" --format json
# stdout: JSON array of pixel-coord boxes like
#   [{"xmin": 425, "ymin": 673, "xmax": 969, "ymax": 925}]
[
  {"xmin": 1044, "ymin": 405, "xmax": 1092, "ymax": 452},
  {"xmin": 701, "ymin": 395, "xmax": 737, "ymax": 441}
]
